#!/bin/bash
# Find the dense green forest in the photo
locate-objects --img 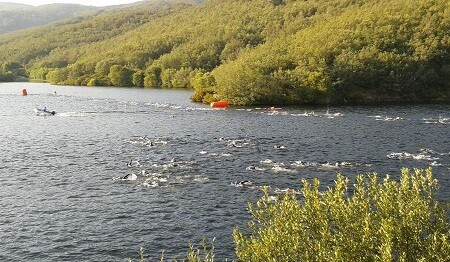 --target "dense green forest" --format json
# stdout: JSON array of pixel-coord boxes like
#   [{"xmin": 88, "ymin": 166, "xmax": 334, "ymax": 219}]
[{"xmin": 0, "ymin": 0, "xmax": 449, "ymax": 105}]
